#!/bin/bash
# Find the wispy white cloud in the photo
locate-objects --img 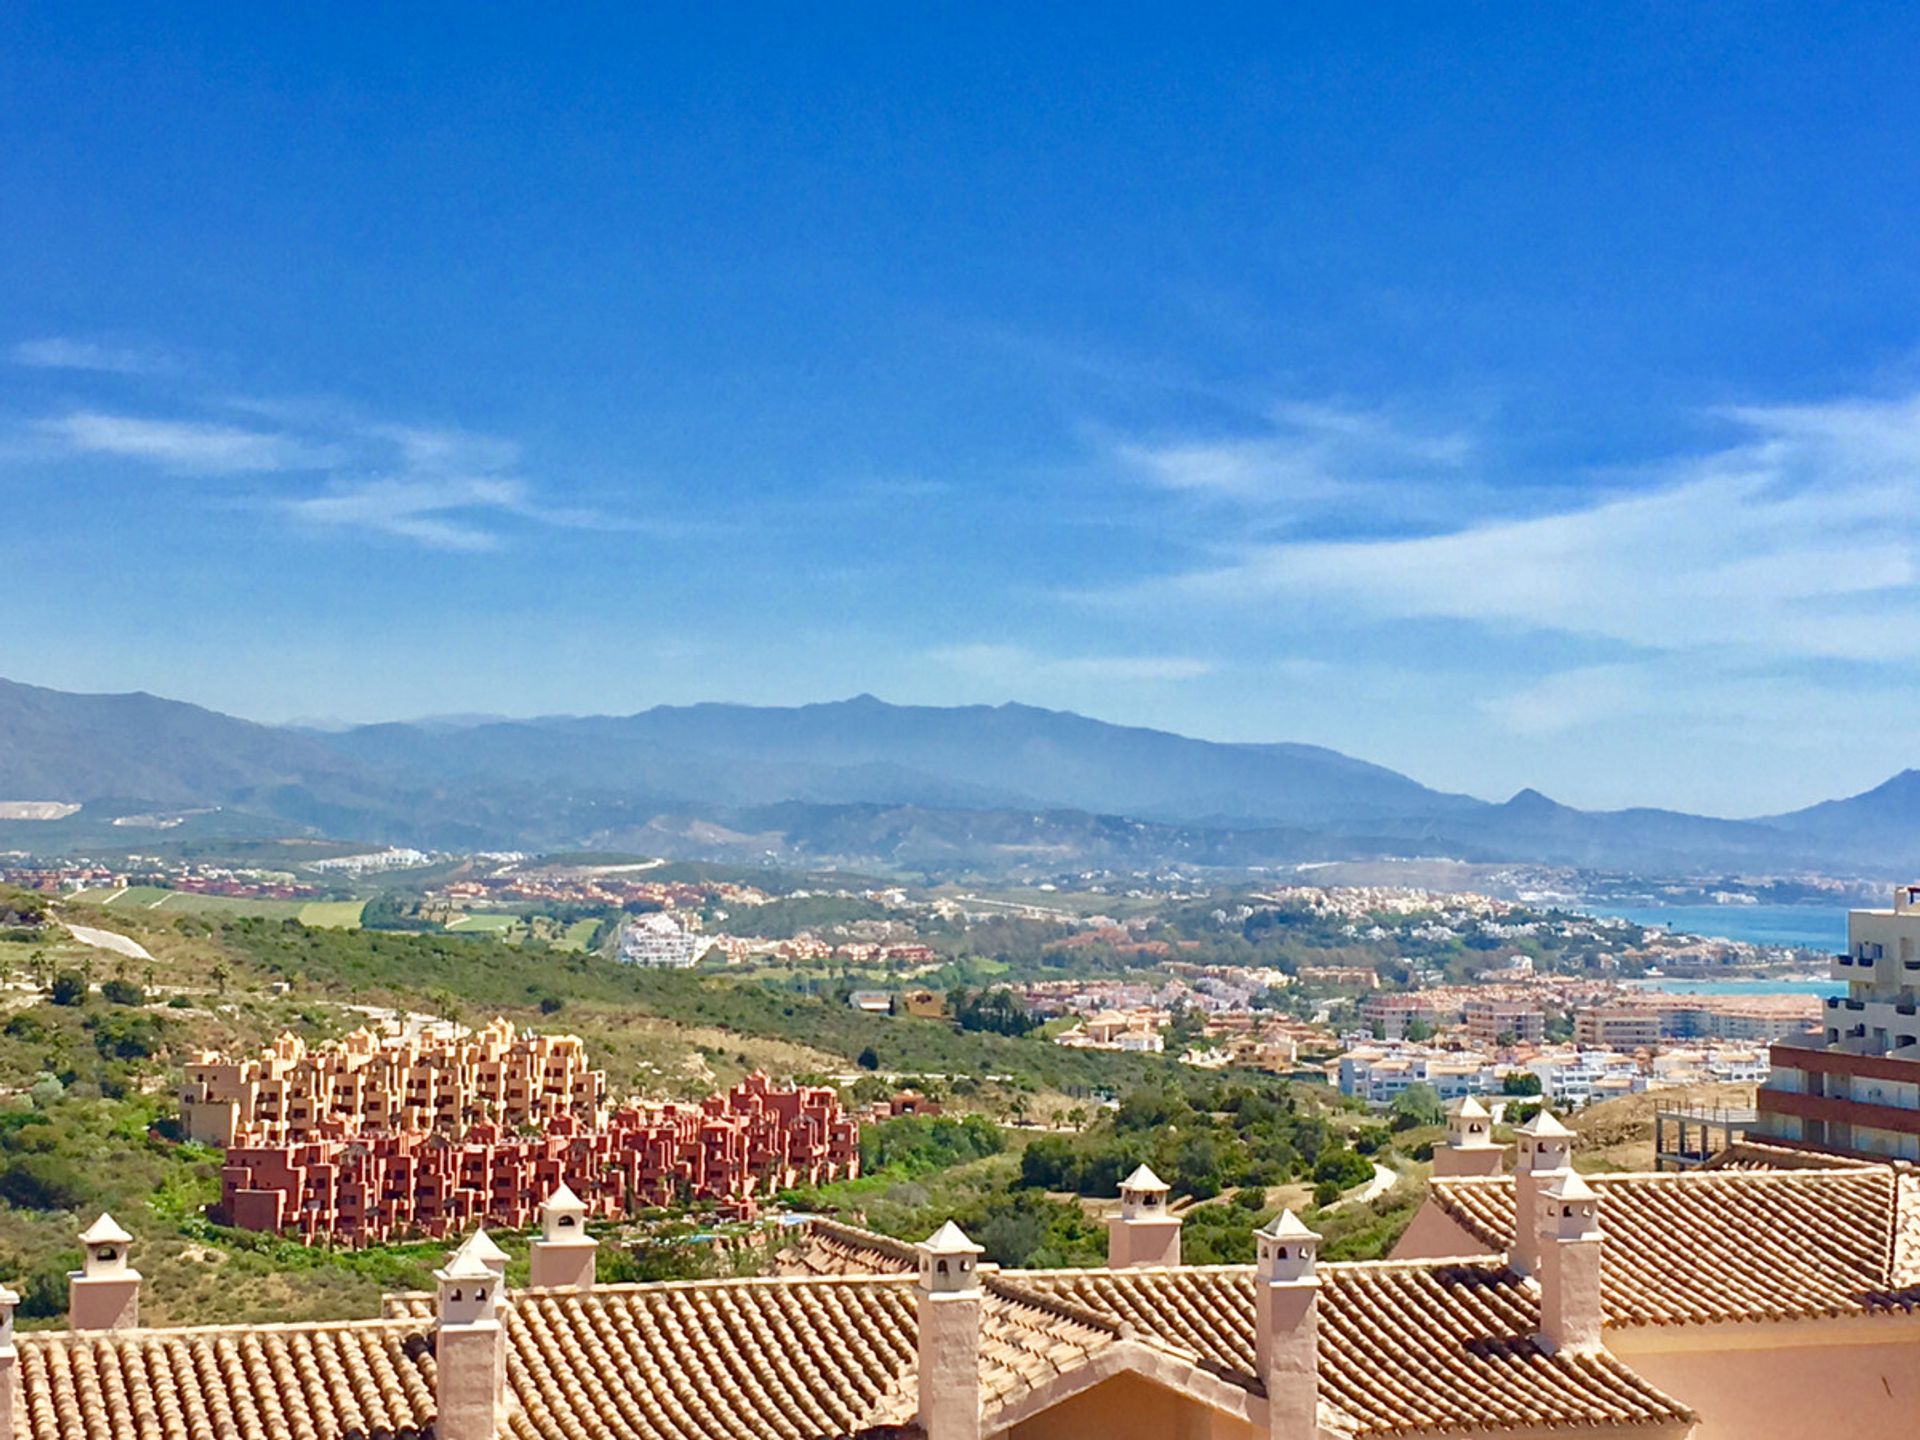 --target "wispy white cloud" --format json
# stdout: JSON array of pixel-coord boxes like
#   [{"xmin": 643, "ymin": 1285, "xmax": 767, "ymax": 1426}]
[
  {"xmin": 284, "ymin": 477, "xmax": 529, "ymax": 552},
  {"xmin": 1110, "ymin": 400, "xmax": 1475, "ymax": 512},
  {"xmin": 931, "ymin": 642, "xmax": 1214, "ymax": 684},
  {"xmin": 40, "ymin": 412, "xmax": 335, "ymax": 473},
  {"xmin": 10, "ymin": 336, "xmax": 178, "ymax": 376},
  {"xmin": 28, "ymin": 391, "xmax": 624, "ymax": 550},
  {"xmin": 1107, "ymin": 391, "xmax": 1920, "ymax": 664}
]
